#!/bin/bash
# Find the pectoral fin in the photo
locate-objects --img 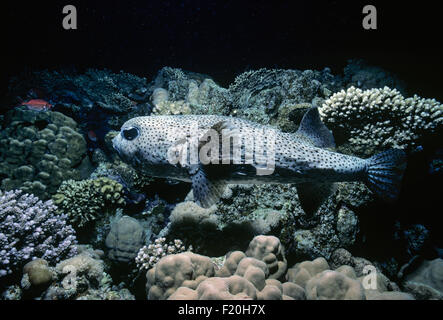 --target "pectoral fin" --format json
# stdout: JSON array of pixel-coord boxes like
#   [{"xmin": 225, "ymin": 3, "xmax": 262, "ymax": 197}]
[
  {"xmin": 189, "ymin": 163, "xmax": 227, "ymax": 208},
  {"xmin": 297, "ymin": 182, "xmax": 336, "ymax": 215}
]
